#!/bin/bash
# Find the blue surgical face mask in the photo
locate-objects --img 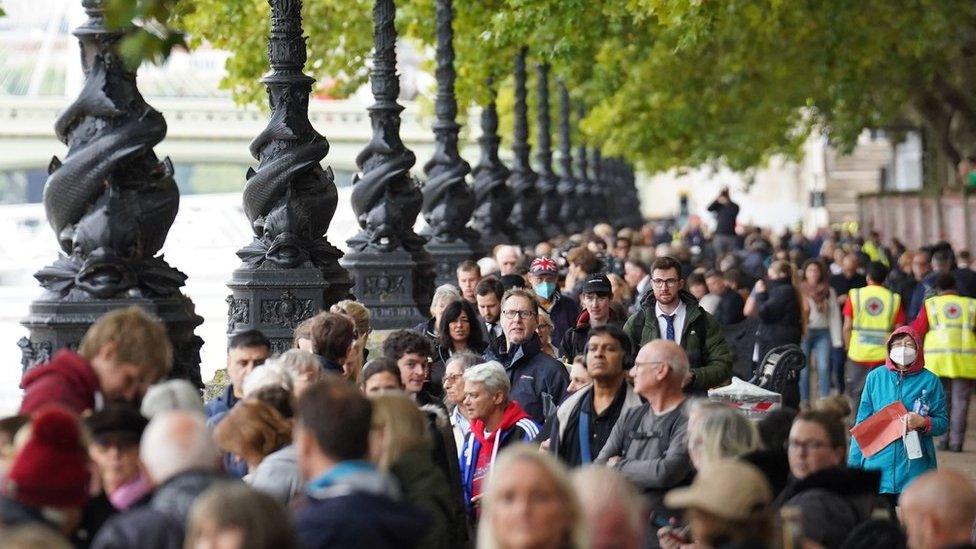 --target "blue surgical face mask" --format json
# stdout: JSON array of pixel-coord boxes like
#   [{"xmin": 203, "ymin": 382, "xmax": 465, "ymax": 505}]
[{"xmin": 533, "ymin": 281, "xmax": 556, "ymax": 300}]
